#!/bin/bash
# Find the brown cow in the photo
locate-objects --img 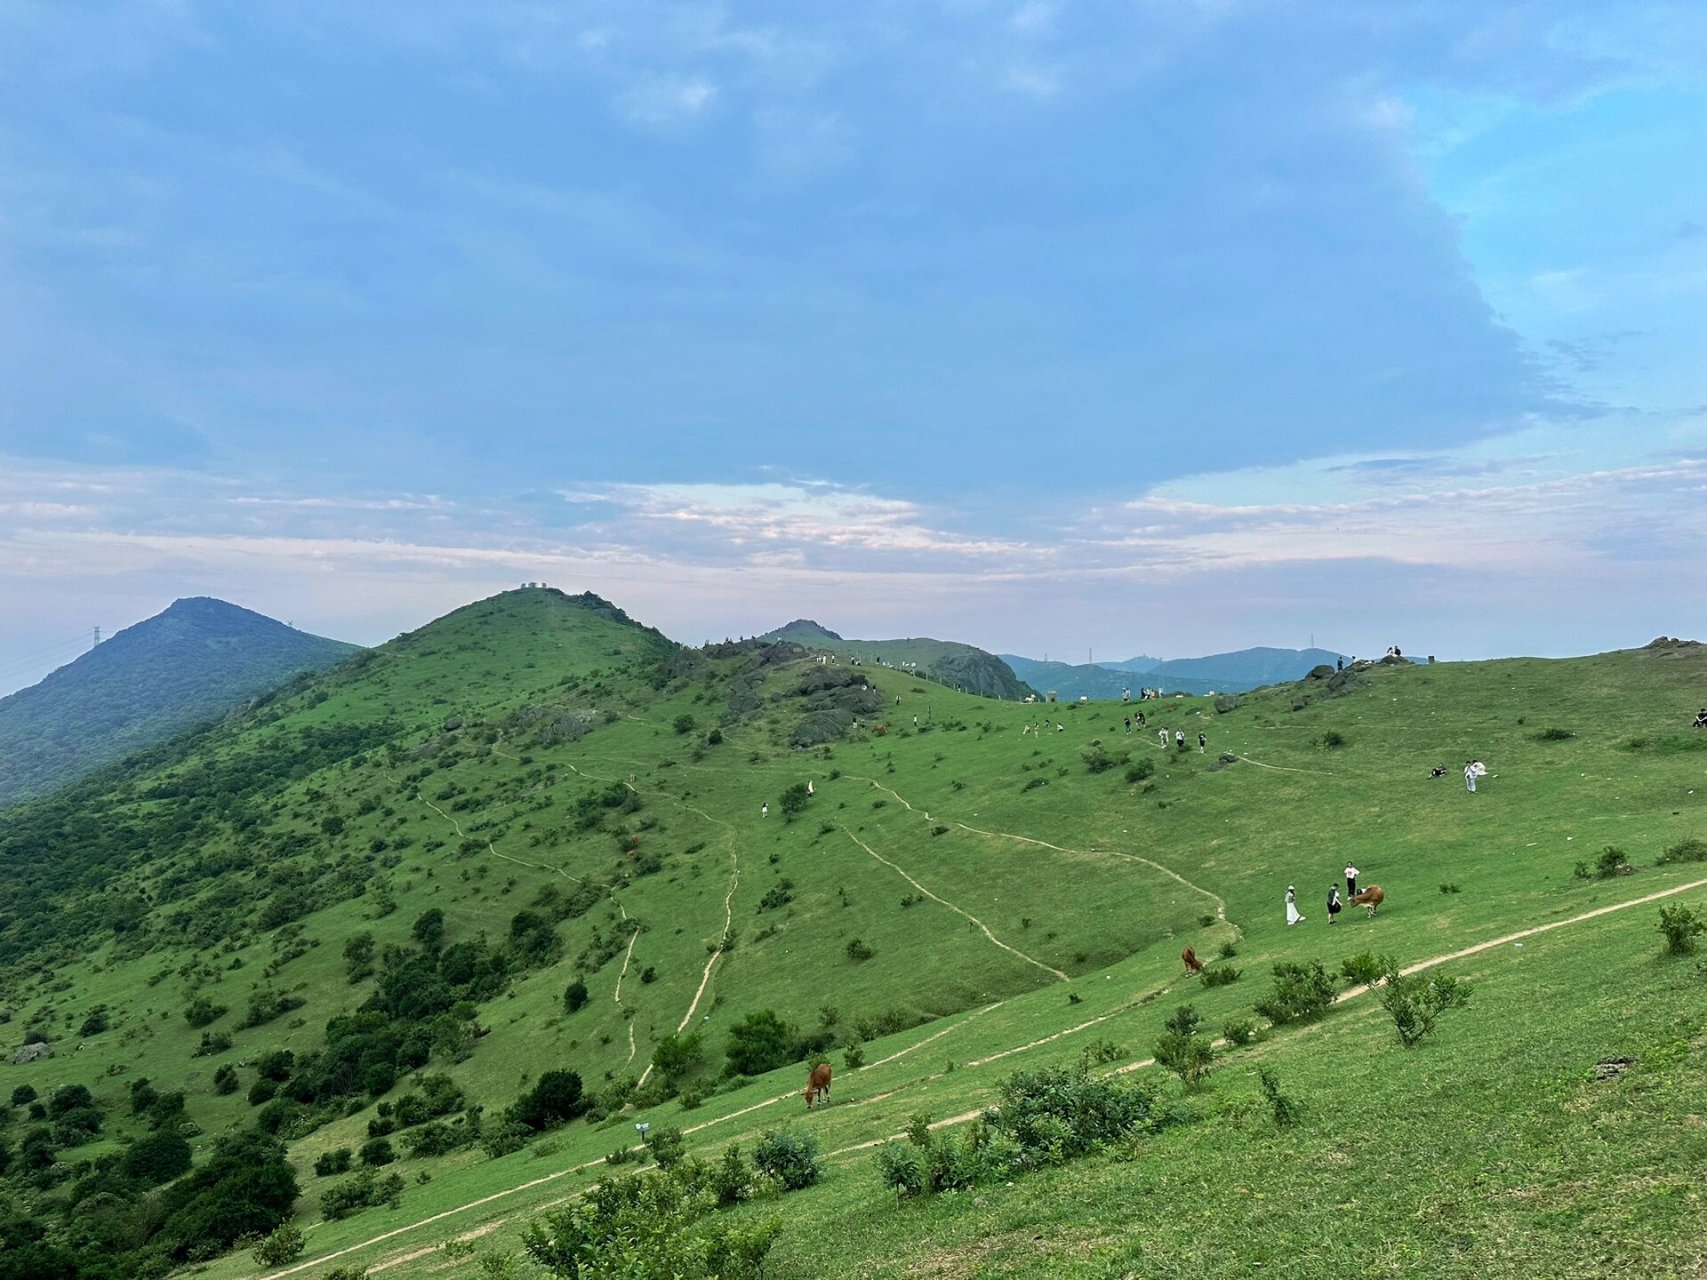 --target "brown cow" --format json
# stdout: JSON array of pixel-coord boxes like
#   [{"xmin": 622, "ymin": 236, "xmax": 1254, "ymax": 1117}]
[
  {"xmin": 804, "ymin": 1062, "xmax": 832, "ymax": 1110},
  {"xmin": 1349, "ymin": 885, "xmax": 1385, "ymax": 917},
  {"xmin": 1181, "ymin": 945, "xmax": 1203, "ymax": 976}
]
